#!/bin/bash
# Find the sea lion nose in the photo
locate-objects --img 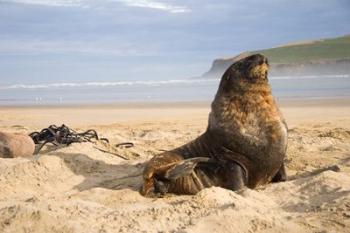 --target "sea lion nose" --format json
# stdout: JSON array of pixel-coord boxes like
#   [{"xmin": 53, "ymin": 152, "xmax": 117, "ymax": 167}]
[
  {"xmin": 263, "ymin": 57, "xmax": 268, "ymax": 64},
  {"xmin": 263, "ymin": 57, "xmax": 269, "ymax": 66},
  {"xmin": 256, "ymin": 55, "xmax": 267, "ymax": 65}
]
